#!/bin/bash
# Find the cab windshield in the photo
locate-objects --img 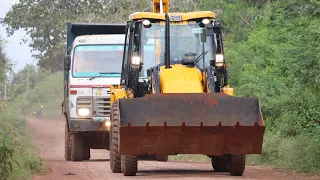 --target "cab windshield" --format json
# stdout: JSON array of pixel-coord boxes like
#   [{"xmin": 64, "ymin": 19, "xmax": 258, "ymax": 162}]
[
  {"xmin": 140, "ymin": 21, "xmax": 215, "ymax": 76},
  {"xmin": 72, "ymin": 45, "xmax": 123, "ymax": 77}
]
